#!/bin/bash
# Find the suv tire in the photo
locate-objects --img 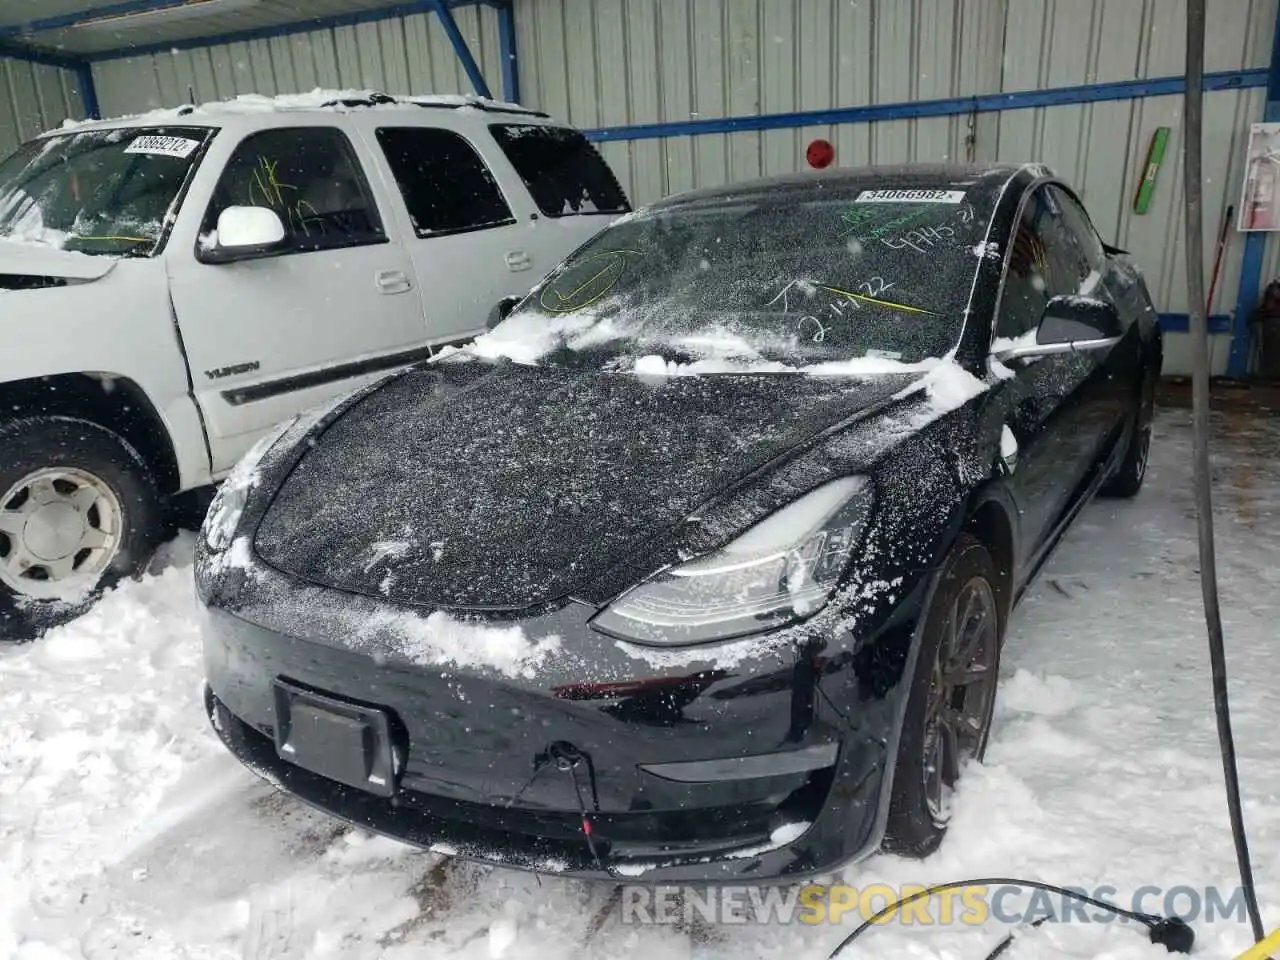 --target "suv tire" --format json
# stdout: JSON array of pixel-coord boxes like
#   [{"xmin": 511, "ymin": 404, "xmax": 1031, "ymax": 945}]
[{"xmin": 0, "ymin": 417, "xmax": 163, "ymax": 641}]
